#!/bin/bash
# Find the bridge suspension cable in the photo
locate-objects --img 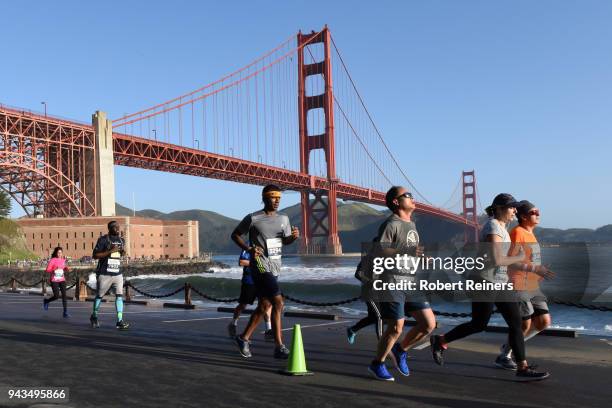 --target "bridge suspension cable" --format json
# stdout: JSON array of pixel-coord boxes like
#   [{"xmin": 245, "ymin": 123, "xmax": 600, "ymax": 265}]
[{"xmin": 329, "ymin": 34, "xmax": 434, "ymax": 206}]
